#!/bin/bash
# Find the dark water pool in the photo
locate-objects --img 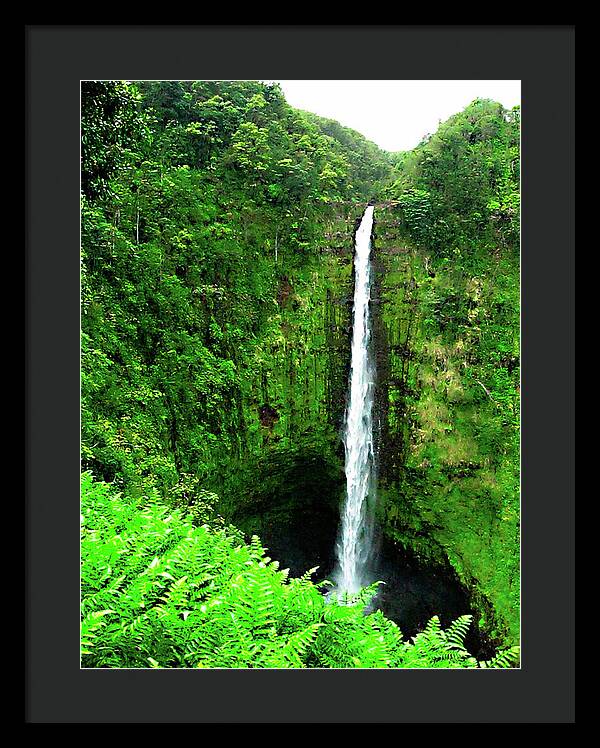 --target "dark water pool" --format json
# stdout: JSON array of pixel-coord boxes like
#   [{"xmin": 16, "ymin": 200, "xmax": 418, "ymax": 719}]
[
  {"xmin": 367, "ymin": 536, "xmax": 493, "ymax": 659},
  {"xmin": 254, "ymin": 505, "xmax": 493, "ymax": 660}
]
